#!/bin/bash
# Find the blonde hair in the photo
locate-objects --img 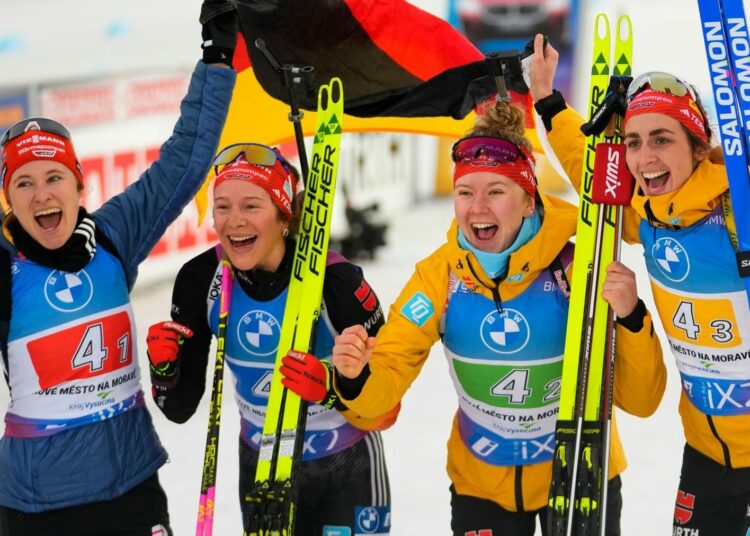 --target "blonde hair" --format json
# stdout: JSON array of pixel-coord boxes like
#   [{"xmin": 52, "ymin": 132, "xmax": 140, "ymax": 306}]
[{"xmin": 467, "ymin": 100, "xmax": 532, "ymax": 154}]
